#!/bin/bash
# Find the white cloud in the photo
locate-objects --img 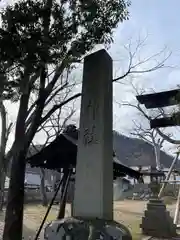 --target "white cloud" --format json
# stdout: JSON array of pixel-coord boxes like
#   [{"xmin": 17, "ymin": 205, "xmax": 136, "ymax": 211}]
[{"xmin": 0, "ymin": 0, "xmax": 8, "ymax": 8}]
